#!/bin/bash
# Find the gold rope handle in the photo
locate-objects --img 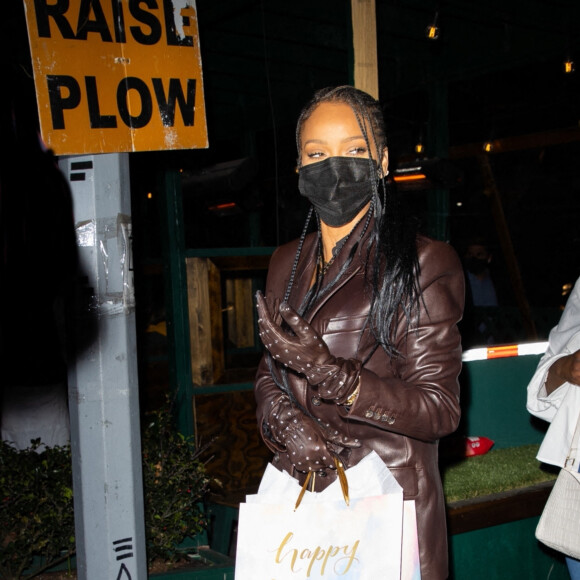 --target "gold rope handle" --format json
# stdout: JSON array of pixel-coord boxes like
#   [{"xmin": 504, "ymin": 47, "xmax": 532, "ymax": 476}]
[
  {"xmin": 294, "ymin": 459, "xmax": 350, "ymax": 511},
  {"xmin": 334, "ymin": 456, "xmax": 350, "ymax": 506},
  {"xmin": 294, "ymin": 471, "xmax": 316, "ymax": 511}
]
